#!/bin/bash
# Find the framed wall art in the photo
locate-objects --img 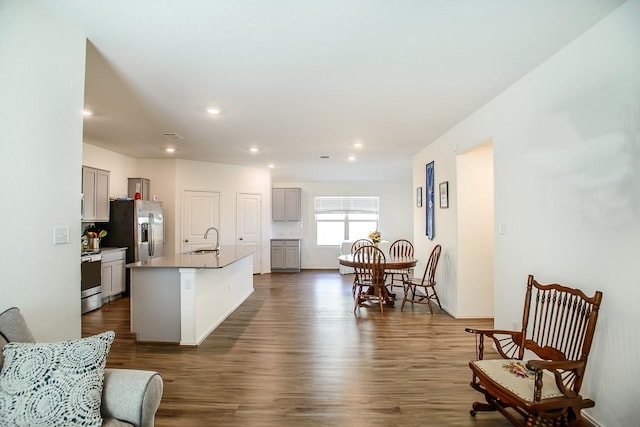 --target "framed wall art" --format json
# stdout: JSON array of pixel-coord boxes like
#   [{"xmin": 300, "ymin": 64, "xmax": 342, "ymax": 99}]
[
  {"xmin": 426, "ymin": 161, "xmax": 434, "ymax": 240},
  {"xmin": 439, "ymin": 181, "xmax": 449, "ymax": 208},
  {"xmin": 416, "ymin": 187, "xmax": 423, "ymax": 207}
]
